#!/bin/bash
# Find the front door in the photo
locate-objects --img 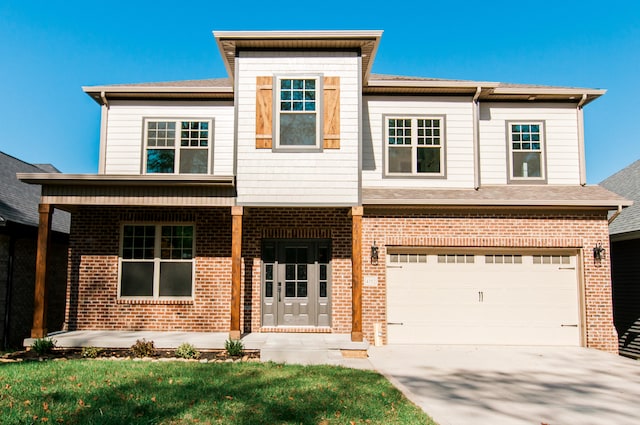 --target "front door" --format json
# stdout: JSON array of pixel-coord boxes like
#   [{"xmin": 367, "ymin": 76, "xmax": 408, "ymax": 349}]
[{"xmin": 261, "ymin": 239, "xmax": 331, "ymax": 327}]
